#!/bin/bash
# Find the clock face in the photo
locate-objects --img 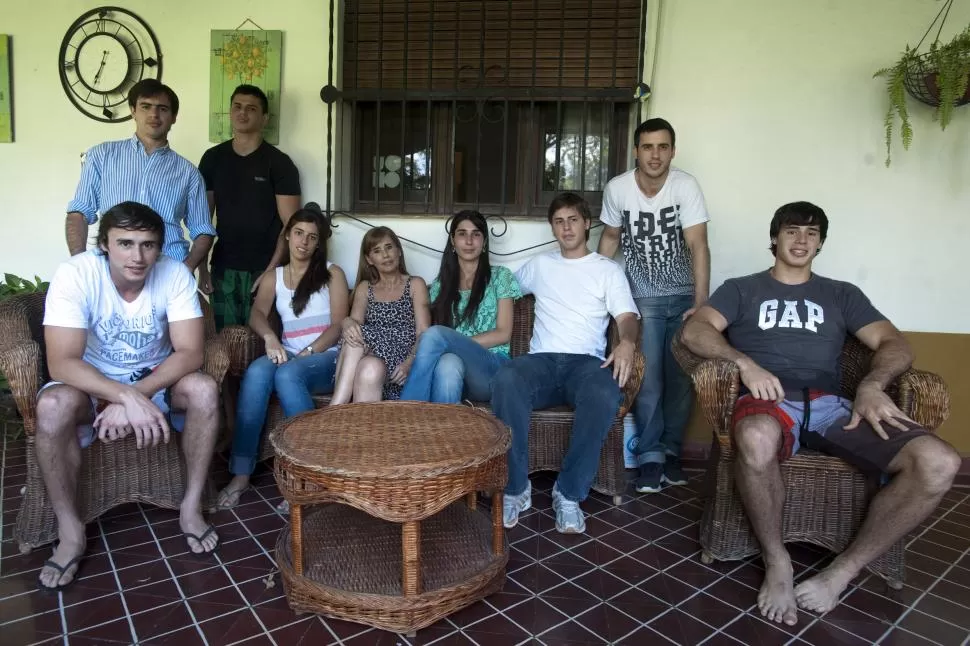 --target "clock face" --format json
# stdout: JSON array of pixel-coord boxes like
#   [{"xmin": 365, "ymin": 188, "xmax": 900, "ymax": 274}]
[{"xmin": 59, "ymin": 7, "xmax": 162, "ymax": 123}]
